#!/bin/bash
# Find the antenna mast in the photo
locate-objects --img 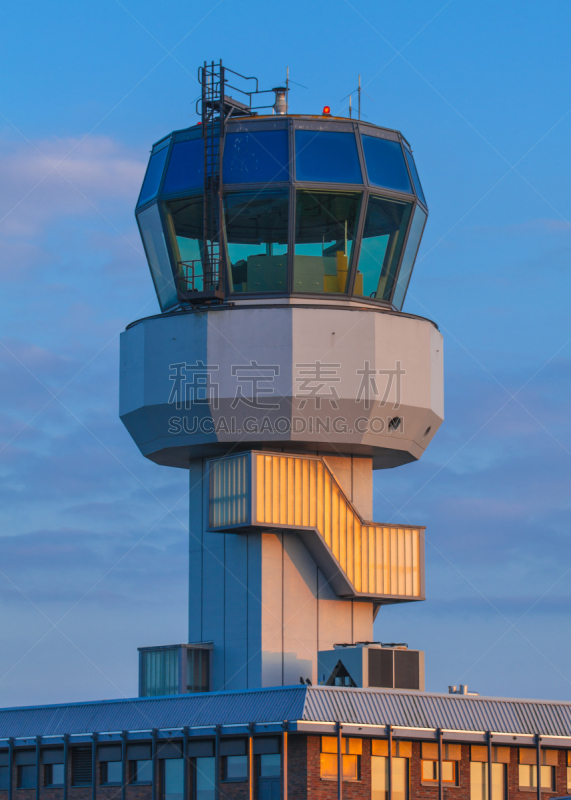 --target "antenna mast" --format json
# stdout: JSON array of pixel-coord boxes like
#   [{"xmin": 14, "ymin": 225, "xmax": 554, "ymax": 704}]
[{"xmin": 358, "ymin": 74, "xmax": 361, "ymax": 120}]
